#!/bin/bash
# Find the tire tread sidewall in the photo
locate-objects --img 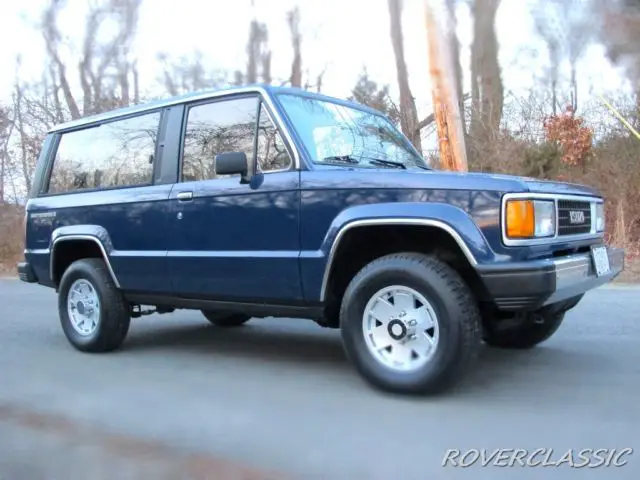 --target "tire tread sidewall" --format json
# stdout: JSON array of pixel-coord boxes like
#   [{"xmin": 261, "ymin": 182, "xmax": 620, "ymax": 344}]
[
  {"xmin": 340, "ymin": 252, "xmax": 481, "ymax": 394},
  {"xmin": 58, "ymin": 258, "xmax": 130, "ymax": 353}
]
